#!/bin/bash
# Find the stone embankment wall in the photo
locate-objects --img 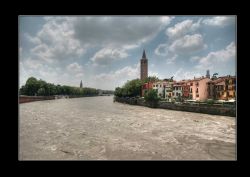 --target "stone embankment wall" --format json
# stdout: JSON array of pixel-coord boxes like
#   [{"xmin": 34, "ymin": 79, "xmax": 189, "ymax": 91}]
[
  {"xmin": 114, "ymin": 97, "xmax": 236, "ymax": 117},
  {"xmin": 19, "ymin": 96, "xmax": 55, "ymax": 104}
]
